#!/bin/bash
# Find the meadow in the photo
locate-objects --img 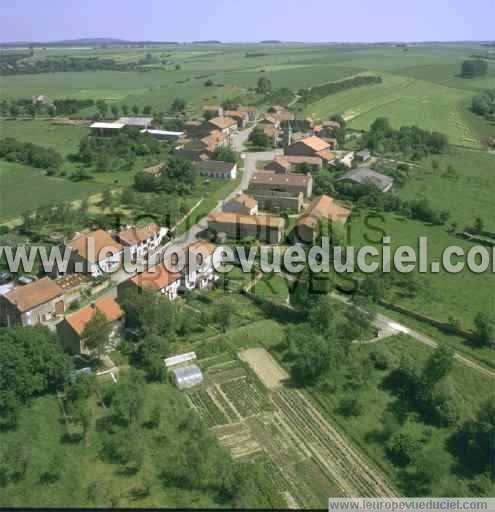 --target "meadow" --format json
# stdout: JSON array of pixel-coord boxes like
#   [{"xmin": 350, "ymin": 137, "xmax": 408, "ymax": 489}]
[{"xmin": 0, "ymin": 161, "xmax": 105, "ymax": 222}]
